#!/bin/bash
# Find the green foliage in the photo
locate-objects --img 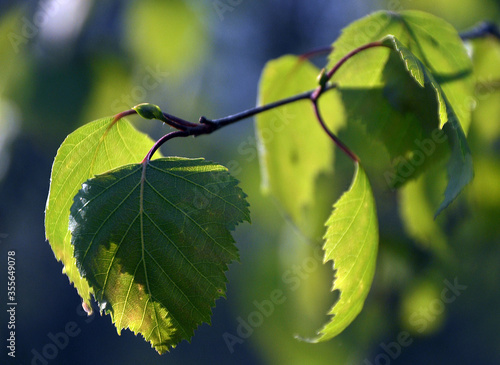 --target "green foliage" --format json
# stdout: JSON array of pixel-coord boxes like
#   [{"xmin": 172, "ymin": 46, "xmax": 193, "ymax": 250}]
[
  {"xmin": 328, "ymin": 11, "xmax": 473, "ymax": 191},
  {"xmin": 329, "ymin": 10, "xmax": 473, "ymax": 128},
  {"xmin": 256, "ymin": 55, "xmax": 344, "ymax": 236},
  {"xmin": 381, "ymin": 35, "xmax": 473, "ymax": 215},
  {"xmin": 69, "ymin": 158, "xmax": 249, "ymax": 353},
  {"xmin": 45, "ymin": 117, "xmax": 158, "ymax": 309},
  {"xmin": 310, "ymin": 163, "xmax": 378, "ymax": 342},
  {"xmin": 42, "ymin": 8, "xmax": 494, "ymax": 356},
  {"xmin": 125, "ymin": 0, "xmax": 208, "ymax": 79}
]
